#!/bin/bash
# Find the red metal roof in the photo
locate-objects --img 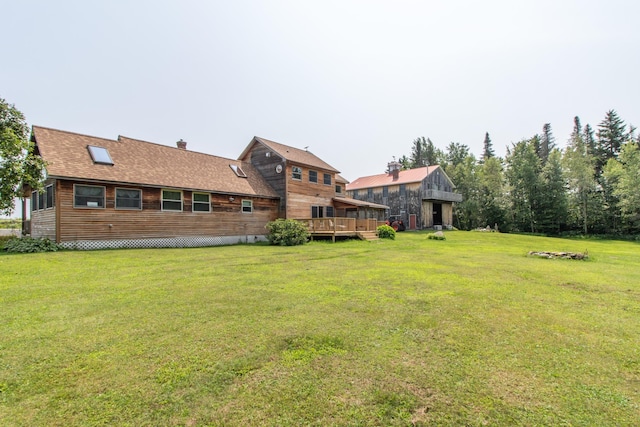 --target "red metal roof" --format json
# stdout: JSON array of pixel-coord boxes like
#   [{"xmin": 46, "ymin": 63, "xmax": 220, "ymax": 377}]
[{"xmin": 346, "ymin": 166, "xmax": 440, "ymax": 190}]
